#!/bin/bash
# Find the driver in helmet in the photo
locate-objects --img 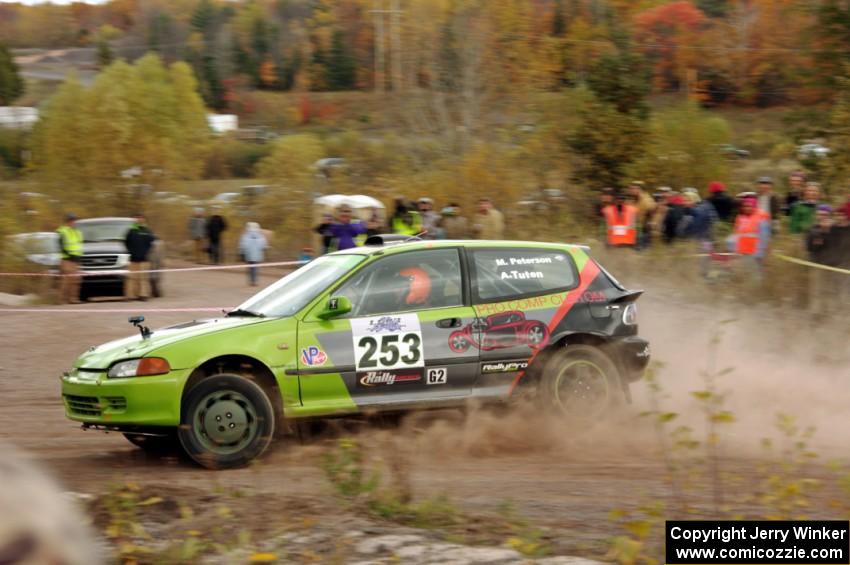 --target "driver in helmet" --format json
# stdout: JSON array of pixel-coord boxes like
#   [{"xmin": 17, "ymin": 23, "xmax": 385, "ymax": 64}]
[{"xmin": 386, "ymin": 266, "xmax": 432, "ymax": 309}]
